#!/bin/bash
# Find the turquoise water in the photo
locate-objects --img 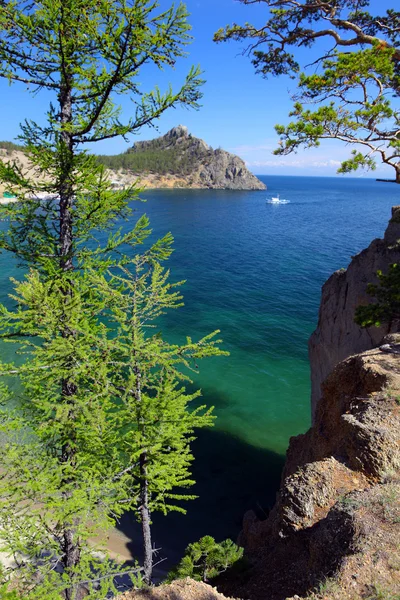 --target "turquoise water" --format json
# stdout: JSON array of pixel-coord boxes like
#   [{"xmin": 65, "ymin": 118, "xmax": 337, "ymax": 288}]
[
  {"xmin": 124, "ymin": 175, "xmax": 400, "ymax": 454},
  {"xmin": 1, "ymin": 175, "xmax": 399, "ymax": 563}
]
